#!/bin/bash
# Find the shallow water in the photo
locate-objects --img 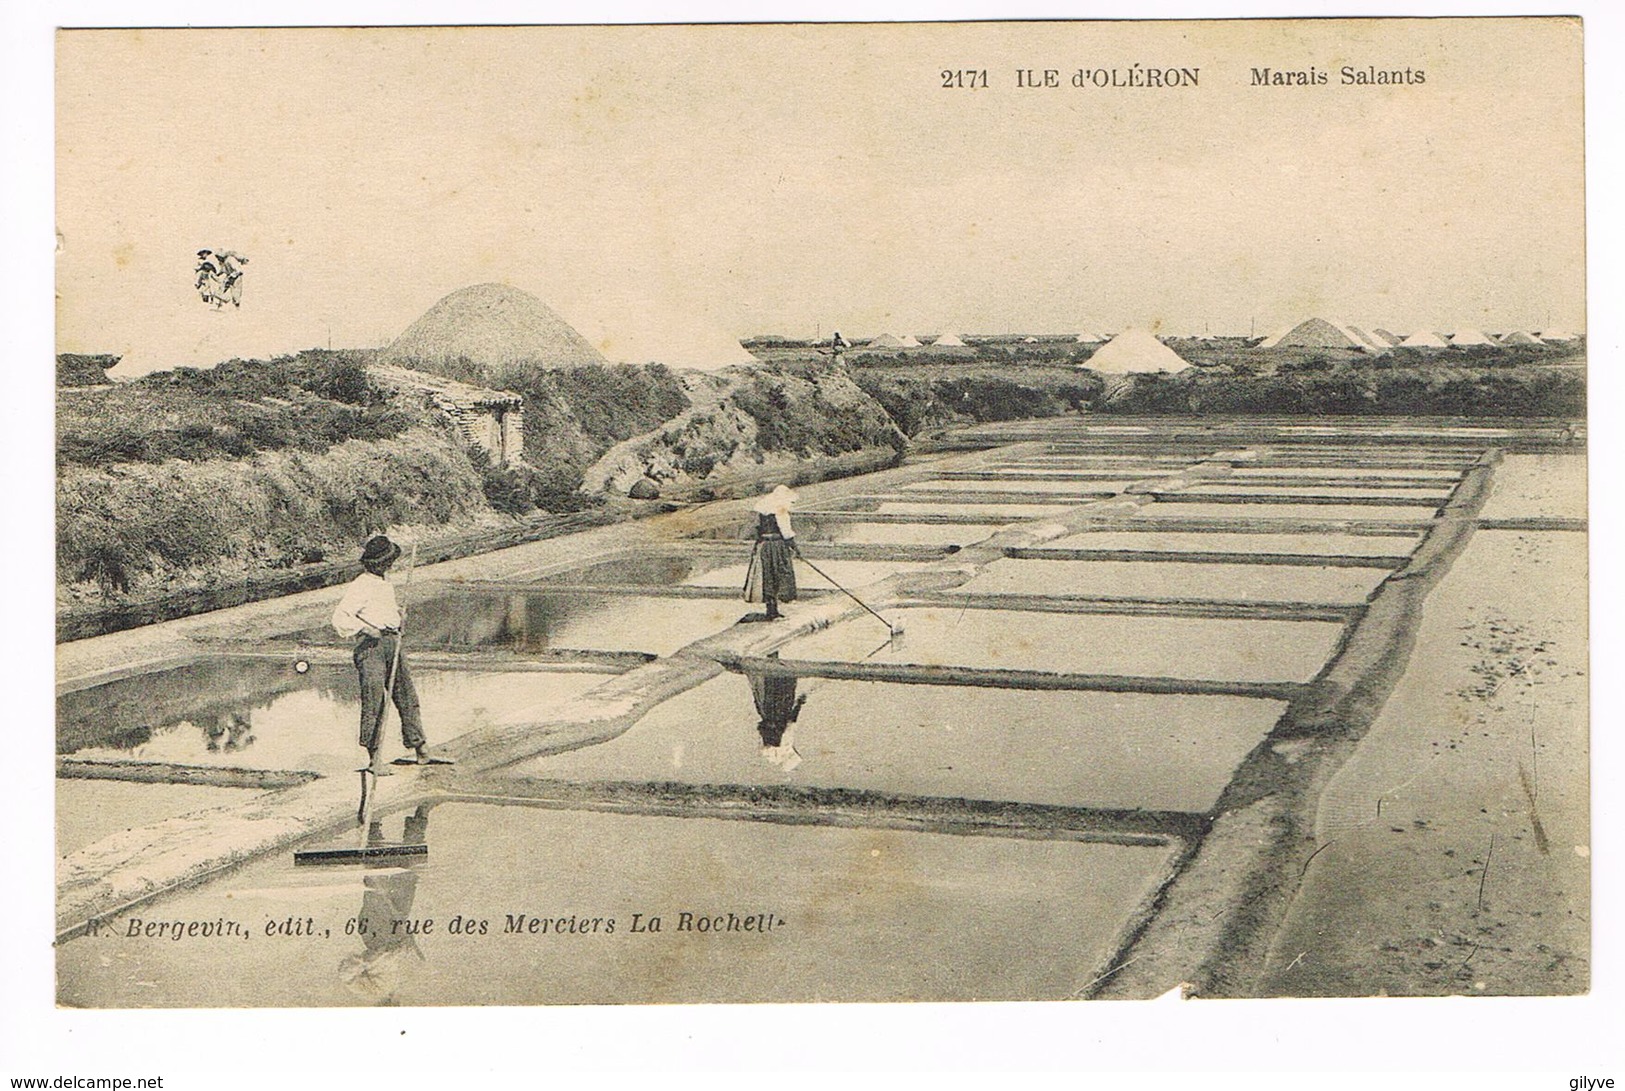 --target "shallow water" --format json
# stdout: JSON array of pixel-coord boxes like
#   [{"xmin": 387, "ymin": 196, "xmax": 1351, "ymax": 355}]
[
  {"xmin": 1134, "ymin": 502, "xmax": 1438, "ymax": 523},
  {"xmin": 958, "ymin": 558, "xmax": 1384, "ymax": 604},
  {"xmin": 532, "ymin": 552, "xmax": 742, "ymax": 585},
  {"xmin": 61, "ymin": 665, "xmax": 609, "ymax": 776},
  {"xmin": 999, "ymin": 457, "xmax": 1193, "ymax": 469},
  {"xmin": 58, "ymin": 656, "xmax": 308, "ymax": 754},
  {"xmin": 900, "ymin": 479, "xmax": 1139, "ymax": 495},
  {"xmin": 1014, "ymin": 455, "xmax": 1196, "ymax": 461},
  {"xmin": 1275, "ymin": 426, "xmax": 1511, "ymax": 439},
  {"xmin": 1041, "ymin": 531, "xmax": 1420, "ymax": 557},
  {"xmin": 1181, "ymin": 484, "xmax": 1453, "ymax": 500},
  {"xmin": 56, "ymin": 803, "xmax": 1176, "ymax": 1005},
  {"xmin": 508, "ymin": 551, "xmax": 923, "ymax": 593},
  {"xmin": 684, "ymin": 559, "xmax": 927, "ymax": 590},
  {"xmin": 875, "ymin": 501, "xmax": 1075, "ymax": 518},
  {"xmin": 301, "ymin": 591, "xmax": 752, "ymax": 657},
  {"xmin": 974, "ymin": 466, "xmax": 1172, "ymax": 479},
  {"xmin": 781, "ymin": 607, "xmax": 1344, "ymax": 682},
  {"xmin": 522, "ymin": 674, "xmax": 1284, "ymax": 813},
  {"xmin": 810, "ymin": 522, "xmax": 1002, "ymax": 547},
  {"xmin": 1229, "ymin": 466, "xmax": 1462, "ymax": 481}
]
